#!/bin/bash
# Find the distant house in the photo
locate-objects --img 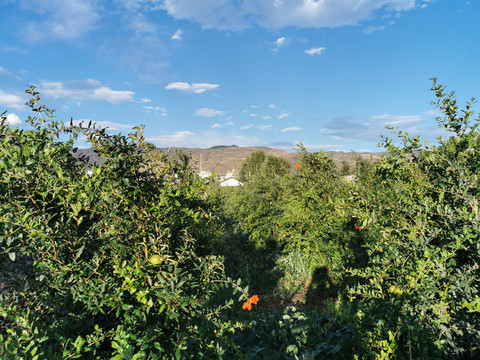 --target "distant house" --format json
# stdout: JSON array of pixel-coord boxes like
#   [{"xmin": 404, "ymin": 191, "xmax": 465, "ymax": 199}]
[
  {"xmin": 220, "ymin": 178, "xmax": 243, "ymax": 187},
  {"xmin": 342, "ymin": 175, "xmax": 357, "ymax": 183},
  {"xmin": 197, "ymin": 170, "xmax": 213, "ymax": 179}
]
